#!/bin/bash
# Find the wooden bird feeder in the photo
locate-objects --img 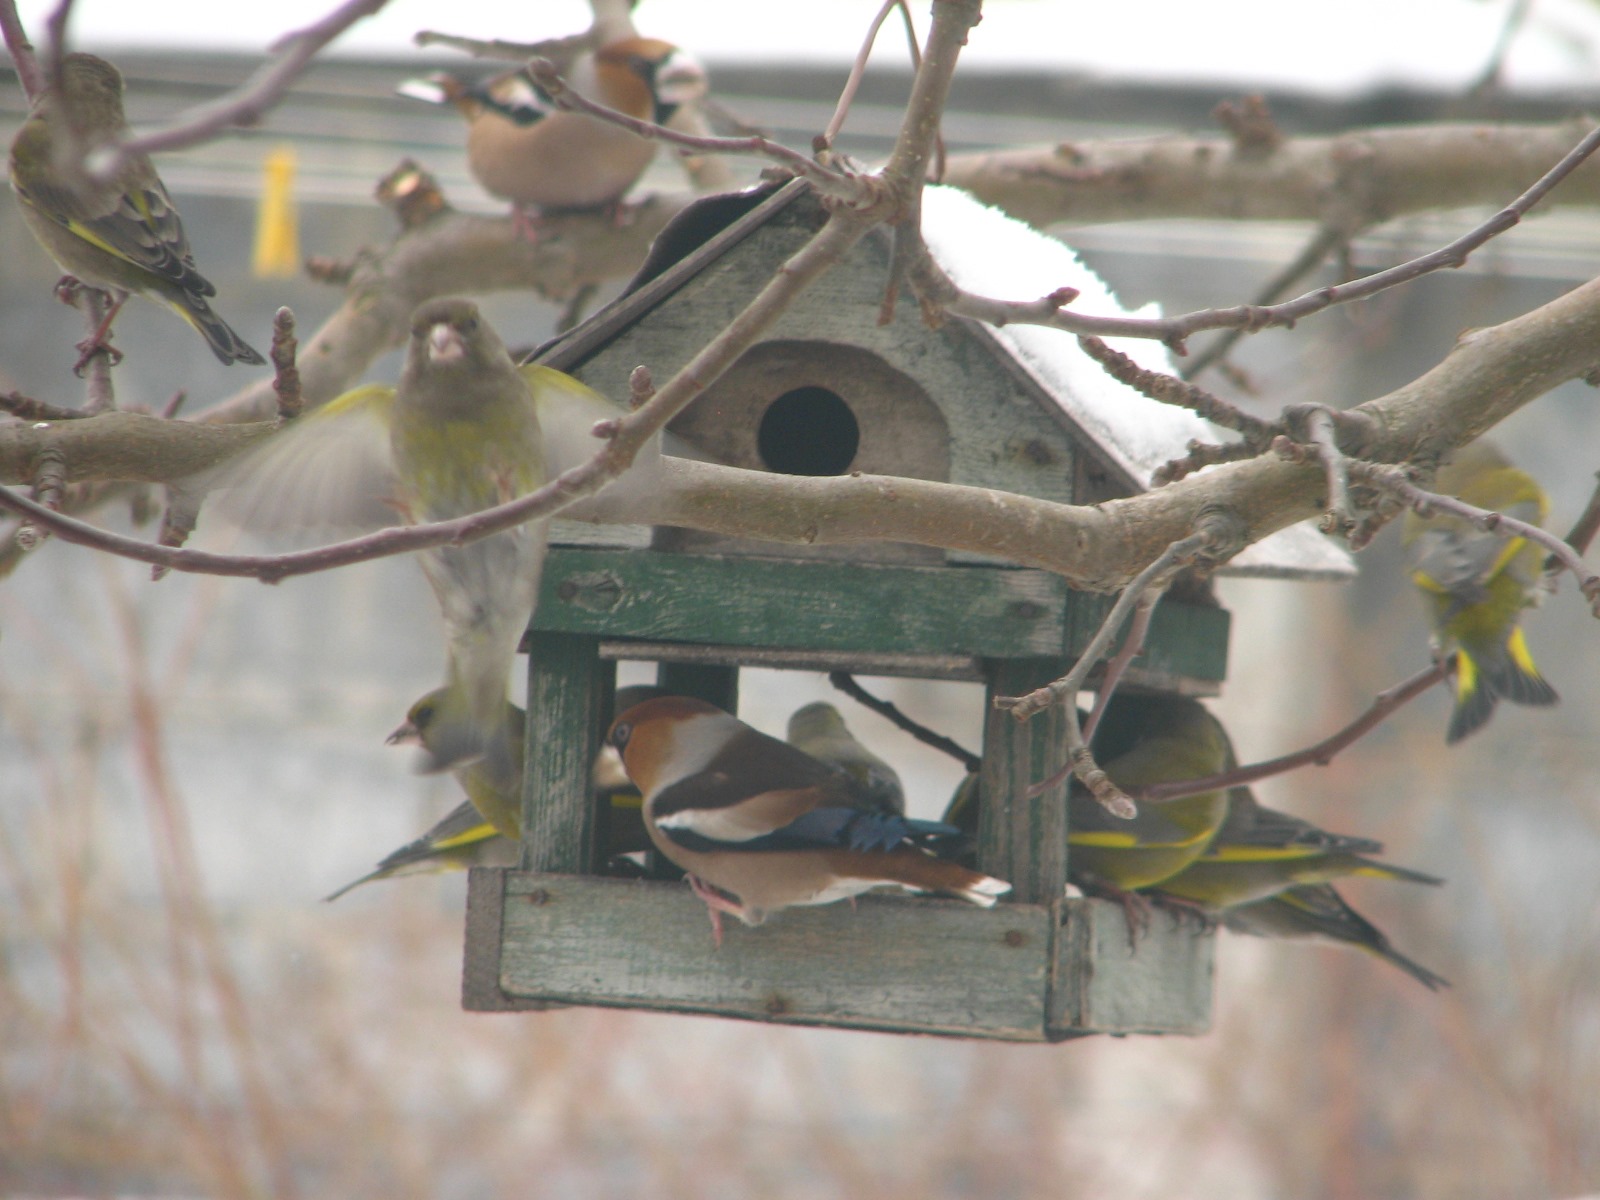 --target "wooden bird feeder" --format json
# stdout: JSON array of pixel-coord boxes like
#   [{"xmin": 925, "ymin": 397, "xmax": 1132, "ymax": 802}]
[{"xmin": 463, "ymin": 181, "xmax": 1349, "ymax": 1041}]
